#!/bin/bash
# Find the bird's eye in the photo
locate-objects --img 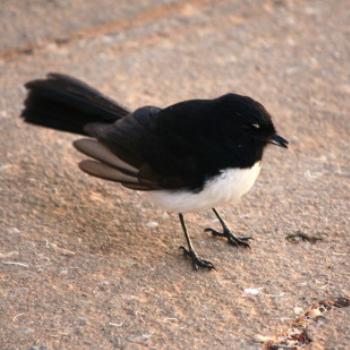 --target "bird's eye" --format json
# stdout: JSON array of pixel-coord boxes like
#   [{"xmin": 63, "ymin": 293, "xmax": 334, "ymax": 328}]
[{"xmin": 251, "ymin": 123, "xmax": 260, "ymax": 129}]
